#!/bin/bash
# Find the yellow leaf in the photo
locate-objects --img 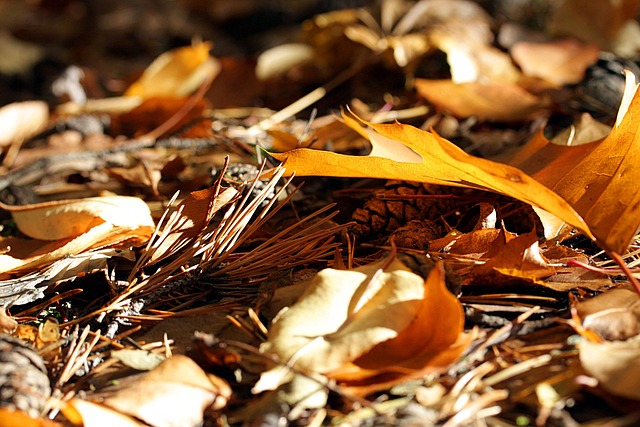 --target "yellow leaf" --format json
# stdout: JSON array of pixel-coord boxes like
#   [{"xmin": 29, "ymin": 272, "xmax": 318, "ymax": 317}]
[
  {"xmin": 0, "ymin": 101, "xmax": 48, "ymax": 147},
  {"xmin": 124, "ymin": 41, "xmax": 220, "ymax": 98},
  {"xmin": 271, "ymin": 114, "xmax": 592, "ymax": 241}
]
